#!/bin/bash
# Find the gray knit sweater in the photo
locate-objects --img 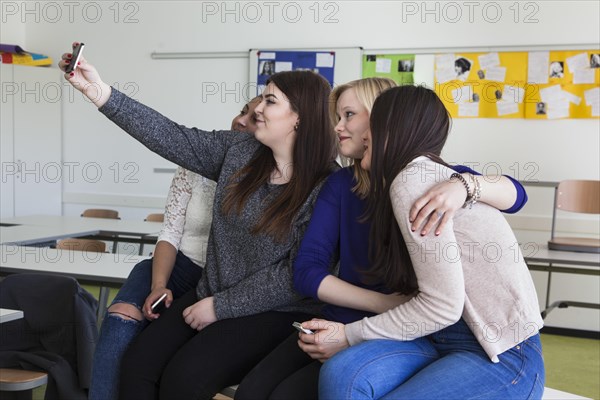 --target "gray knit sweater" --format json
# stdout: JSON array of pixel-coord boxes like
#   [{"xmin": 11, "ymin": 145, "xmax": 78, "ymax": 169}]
[{"xmin": 99, "ymin": 88, "xmax": 334, "ymax": 320}]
